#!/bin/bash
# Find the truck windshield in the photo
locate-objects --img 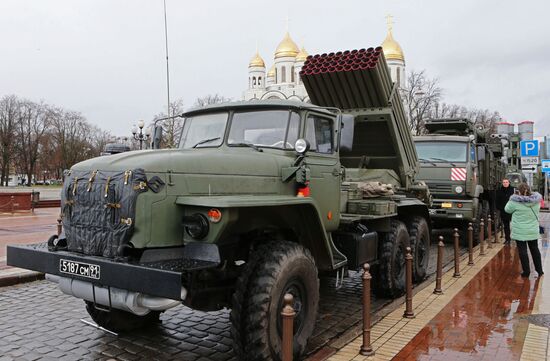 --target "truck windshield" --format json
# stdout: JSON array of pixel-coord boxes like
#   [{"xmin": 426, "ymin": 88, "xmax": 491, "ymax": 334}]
[
  {"xmin": 179, "ymin": 113, "xmax": 228, "ymax": 149},
  {"xmin": 228, "ymin": 110, "xmax": 299, "ymax": 150},
  {"xmin": 415, "ymin": 141, "xmax": 468, "ymax": 163}
]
